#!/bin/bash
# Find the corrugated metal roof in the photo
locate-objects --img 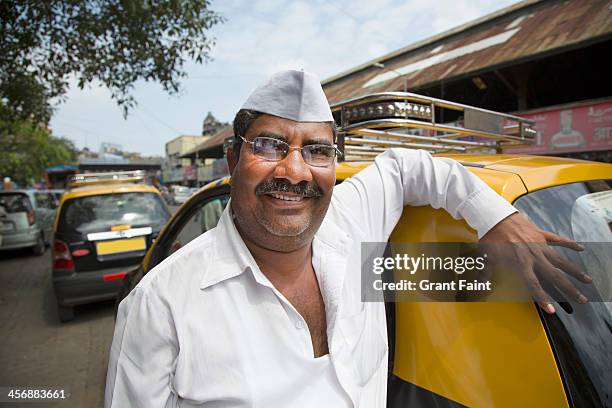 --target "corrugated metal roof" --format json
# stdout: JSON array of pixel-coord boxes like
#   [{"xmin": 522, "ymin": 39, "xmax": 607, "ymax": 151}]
[{"xmin": 323, "ymin": 0, "xmax": 612, "ymax": 104}]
